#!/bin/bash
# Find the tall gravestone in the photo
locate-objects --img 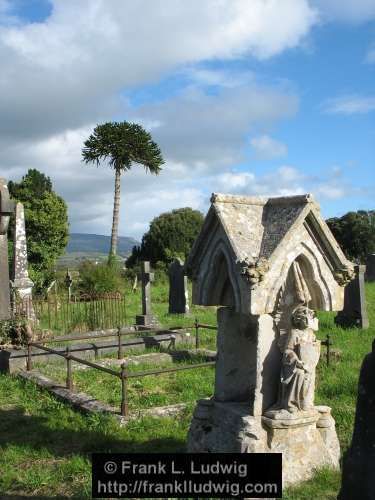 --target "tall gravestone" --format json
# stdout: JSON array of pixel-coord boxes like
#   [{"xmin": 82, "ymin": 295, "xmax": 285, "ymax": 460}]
[
  {"xmin": 335, "ymin": 264, "xmax": 369, "ymax": 329},
  {"xmin": 0, "ymin": 178, "xmax": 14, "ymax": 320},
  {"xmin": 338, "ymin": 339, "xmax": 375, "ymax": 500},
  {"xmin": 365, "ymin": 254, "xmax": 375, "ymax": 282},
  {"xmin": 186, "ymin": 193, "xmax": 354, "ymax": 486},
  {"xmin": 135, "ymin": 261, "xmax": 159, "ymax": 328},
  {"xmin": 10, "ymin": 202, "xmax": 35, "ymax": 320},
  {"xmin": 168, "ymin": 258, "xmax": 189, "ymax": 314}
]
